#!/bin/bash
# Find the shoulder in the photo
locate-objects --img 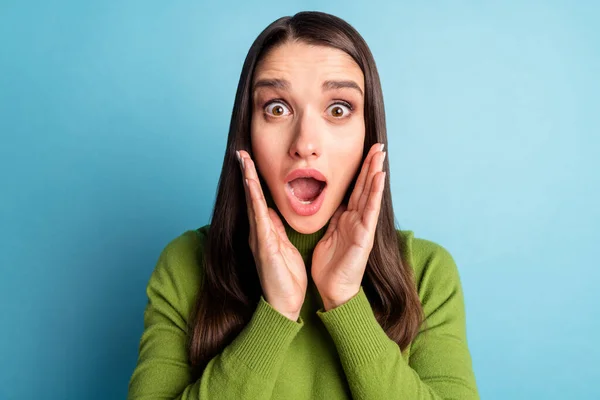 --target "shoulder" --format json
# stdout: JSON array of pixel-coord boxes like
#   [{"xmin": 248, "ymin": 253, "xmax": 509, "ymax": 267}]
[
  {"xmin": 396, "ymin": 229, "xmax": 463, "ymax": 304},
  {"xmin": 157, "ymin": 225, "xmax": 210, "ymax": 265},
  {"xmin": 152, "ymin": 225, "xmax": 210, "ymax": 284},
  {"xmin": 145, "ymin": 225, "xmax": 211, "ymax": 324}
]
